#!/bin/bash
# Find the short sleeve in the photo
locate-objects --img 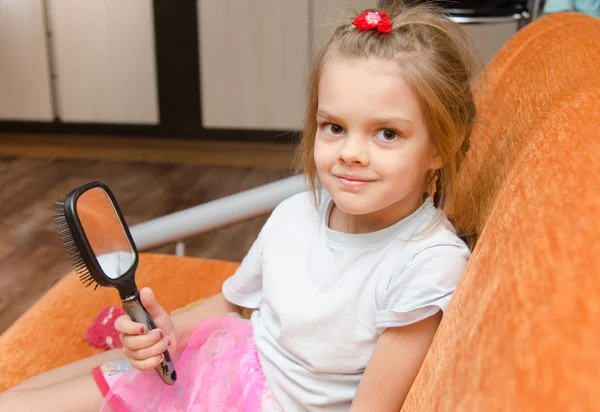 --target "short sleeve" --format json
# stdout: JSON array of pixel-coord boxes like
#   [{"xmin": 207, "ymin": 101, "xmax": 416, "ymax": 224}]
[
  {"xmin": 221, "ymin": 193, "xmax": 298, "ymax": 308},
  {"xmin": 221, "ymin": 193, "xmax": 292, "ymax": 309},
  {"xmin": 375, "ymin": 241, "xmax": 470, "ymax": 333},
  {"xmin": 222, "ymin": 230, "xmax": 265, "ymax": 309}
]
